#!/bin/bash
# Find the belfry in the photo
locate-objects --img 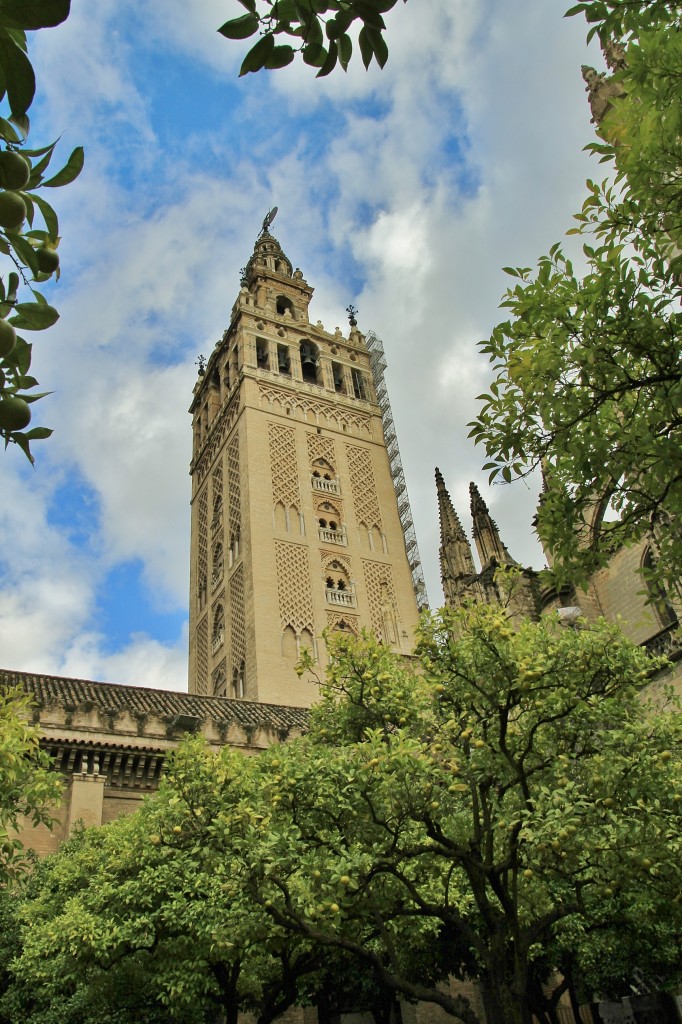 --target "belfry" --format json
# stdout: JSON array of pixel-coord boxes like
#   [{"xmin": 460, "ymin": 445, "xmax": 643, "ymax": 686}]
[{"xmin": 187, "ymin": 222, "xmax": 425, "ymax": 705}]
